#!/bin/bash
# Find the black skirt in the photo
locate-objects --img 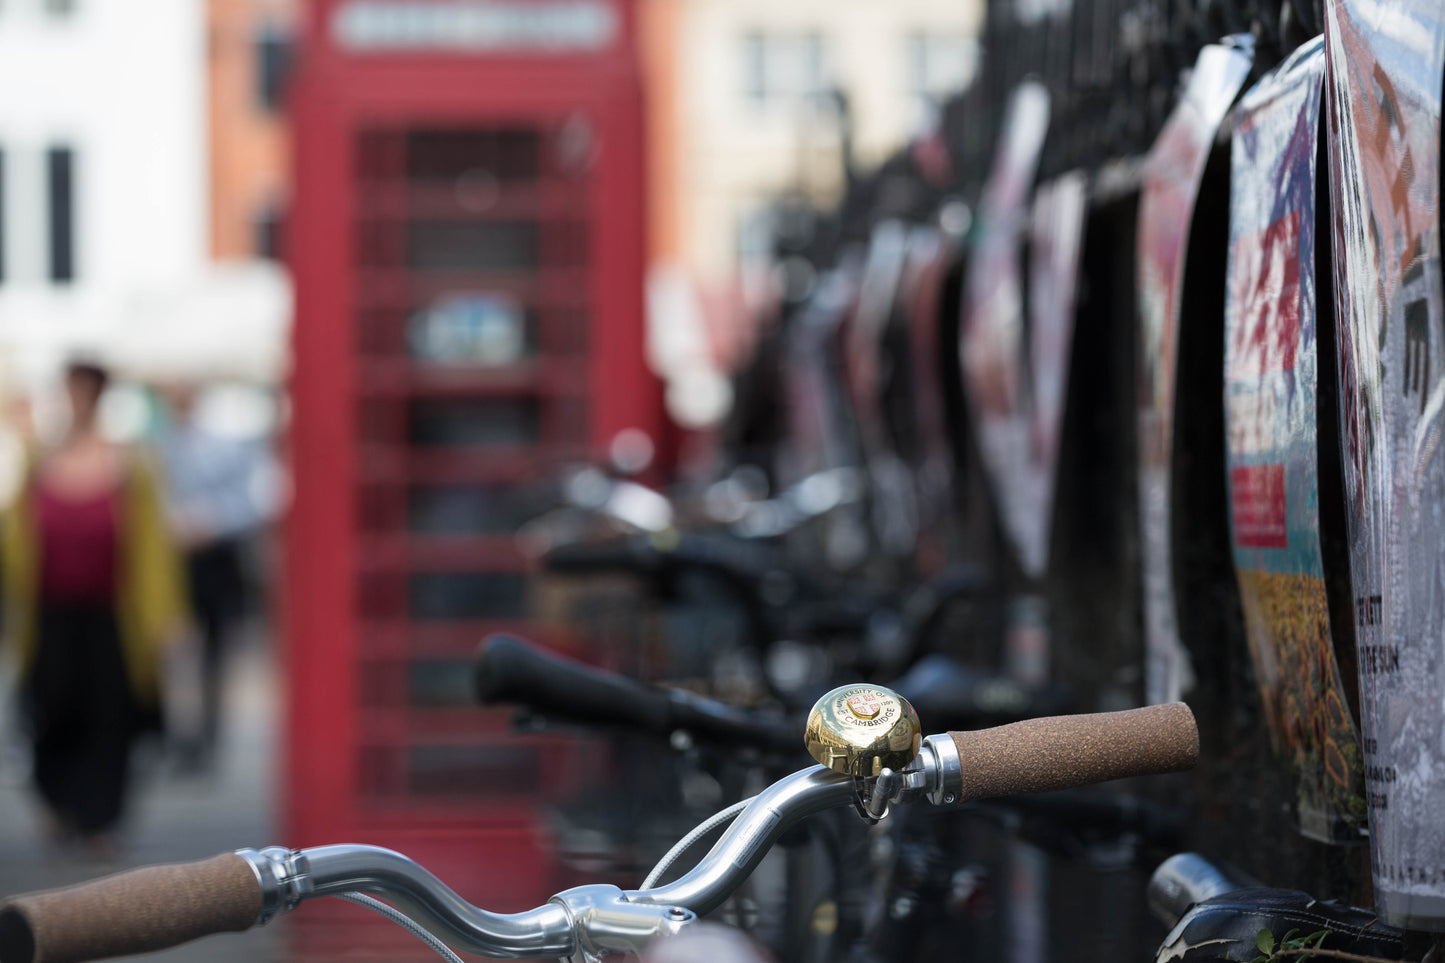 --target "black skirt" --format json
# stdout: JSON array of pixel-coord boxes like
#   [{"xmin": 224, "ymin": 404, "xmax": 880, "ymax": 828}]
[{"xmin": 24, "ymin": 605, "xmax": 145, "ymax": 836}]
